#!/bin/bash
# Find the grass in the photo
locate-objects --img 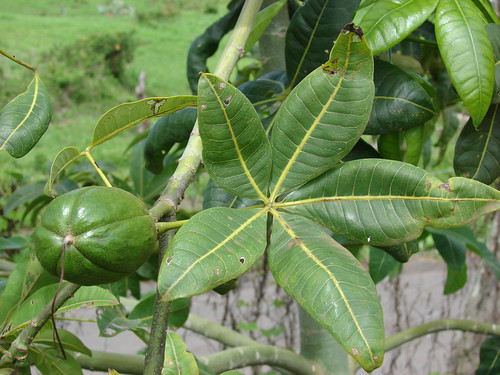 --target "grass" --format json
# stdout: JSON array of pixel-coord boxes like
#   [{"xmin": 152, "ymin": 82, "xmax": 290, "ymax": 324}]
[{"xmin": 0, "ymin": 0, "xmax": 225, "ymax": 182}]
